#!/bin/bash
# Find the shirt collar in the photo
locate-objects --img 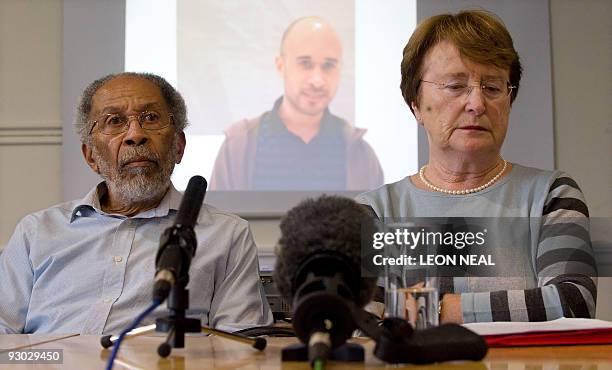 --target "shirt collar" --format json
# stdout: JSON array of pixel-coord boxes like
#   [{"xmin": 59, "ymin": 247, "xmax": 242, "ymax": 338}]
[
  {"xmin": 70, "ymin": 182, "xmax": 183, "ymax": 222},
  {"xmin": 264, "ymin": 96, "xmax": 340, "ymax": 137}
]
